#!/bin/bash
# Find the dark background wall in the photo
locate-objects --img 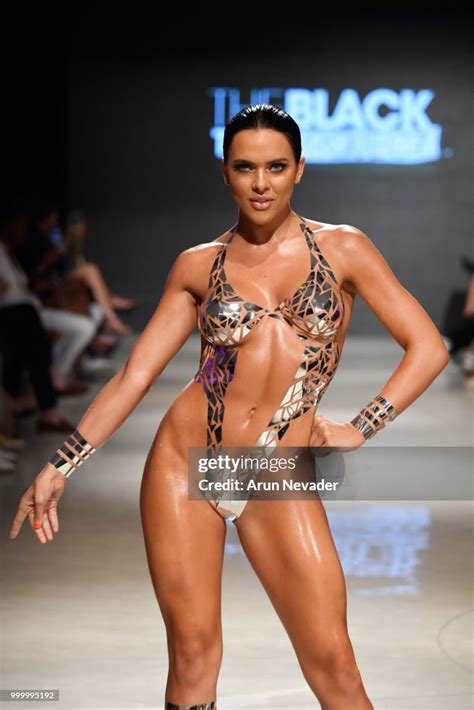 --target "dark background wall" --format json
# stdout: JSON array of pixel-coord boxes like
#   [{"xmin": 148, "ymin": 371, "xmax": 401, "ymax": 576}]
[{"xmin": 6, "ymin": 6, "xmax": 473, "ymax": 334}]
